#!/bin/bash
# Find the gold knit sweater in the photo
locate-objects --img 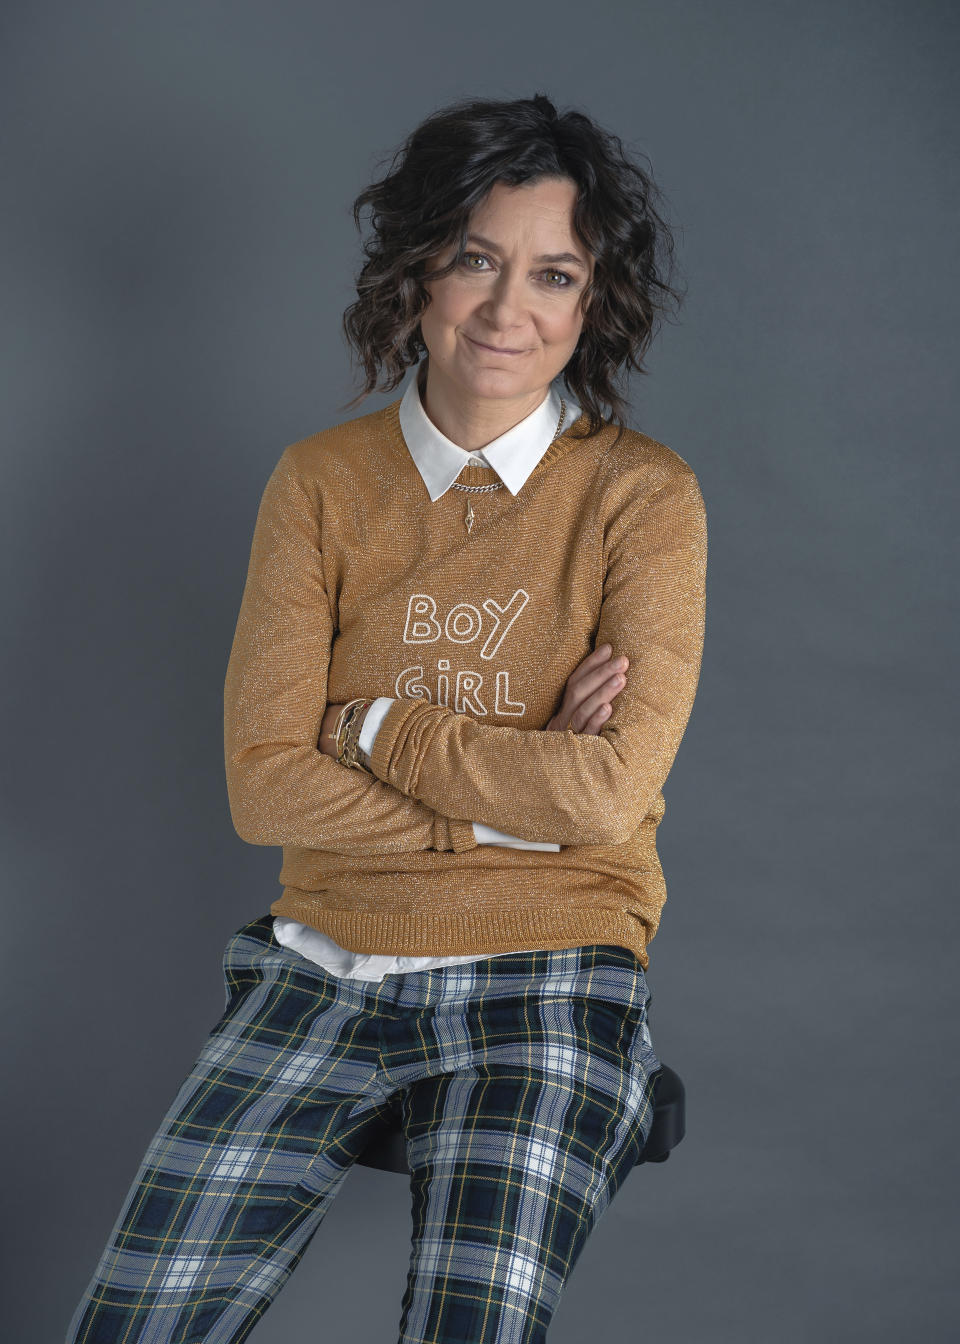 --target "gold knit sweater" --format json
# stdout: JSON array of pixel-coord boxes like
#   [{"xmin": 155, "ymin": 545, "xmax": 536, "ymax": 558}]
[{"xmin": 223, "ymin": 397, "xmax": 707, "ymax": 971}]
